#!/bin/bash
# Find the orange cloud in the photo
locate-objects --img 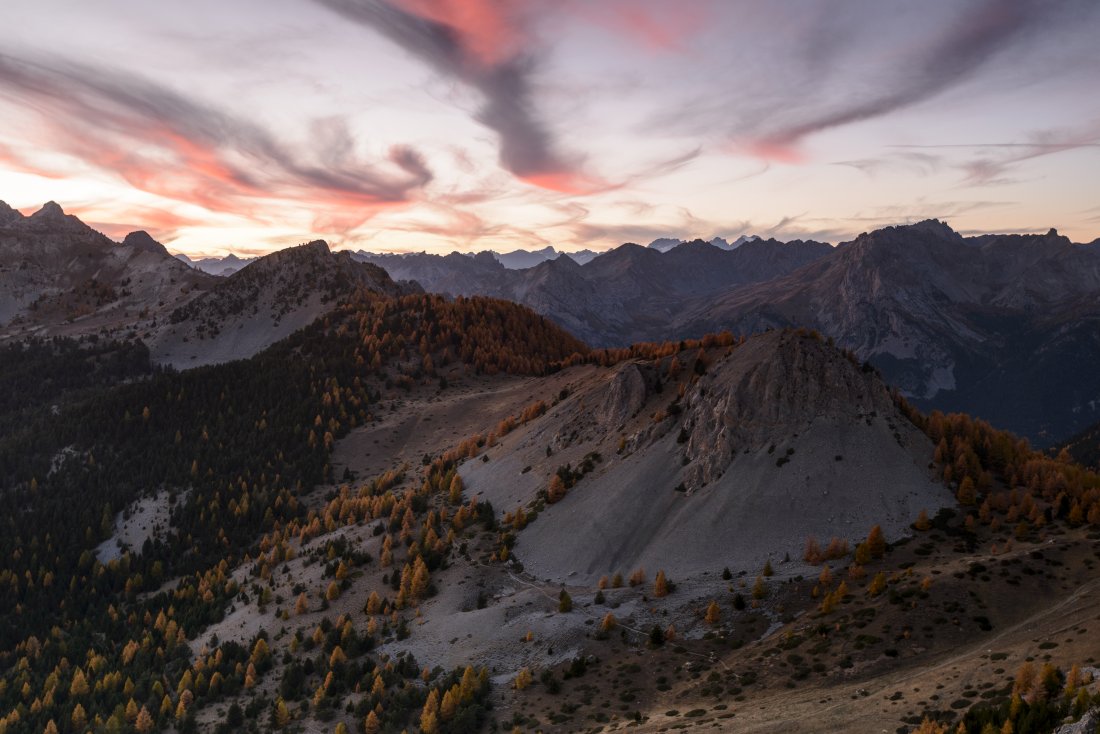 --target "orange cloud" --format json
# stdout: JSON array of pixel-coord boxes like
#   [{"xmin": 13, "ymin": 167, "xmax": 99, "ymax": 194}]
[
  {"xmin": 520, "ymin": 170, "xmax": 606, "ymax": 195},
  {"xmin": 70, "ymin": 203, "xmax": 202, "ymax": 242},
  {"xmin": 0, "ymin": 54, "xmax": 437, "ymax": 241}
]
